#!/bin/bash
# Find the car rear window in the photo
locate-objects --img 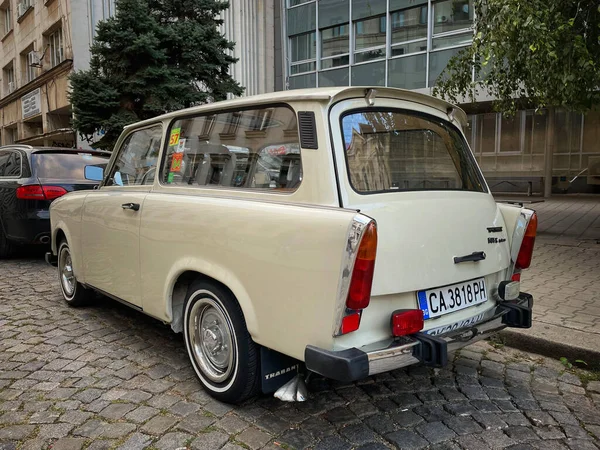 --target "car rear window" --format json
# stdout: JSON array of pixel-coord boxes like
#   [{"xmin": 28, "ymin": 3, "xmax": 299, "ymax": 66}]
[
  {"xmin": 32, "ymin": 152, "xmax": 110, "ymax": 180},
  {"xmin": 341, "ymin": 109, "xmax": 486, "ymax": 193}
]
